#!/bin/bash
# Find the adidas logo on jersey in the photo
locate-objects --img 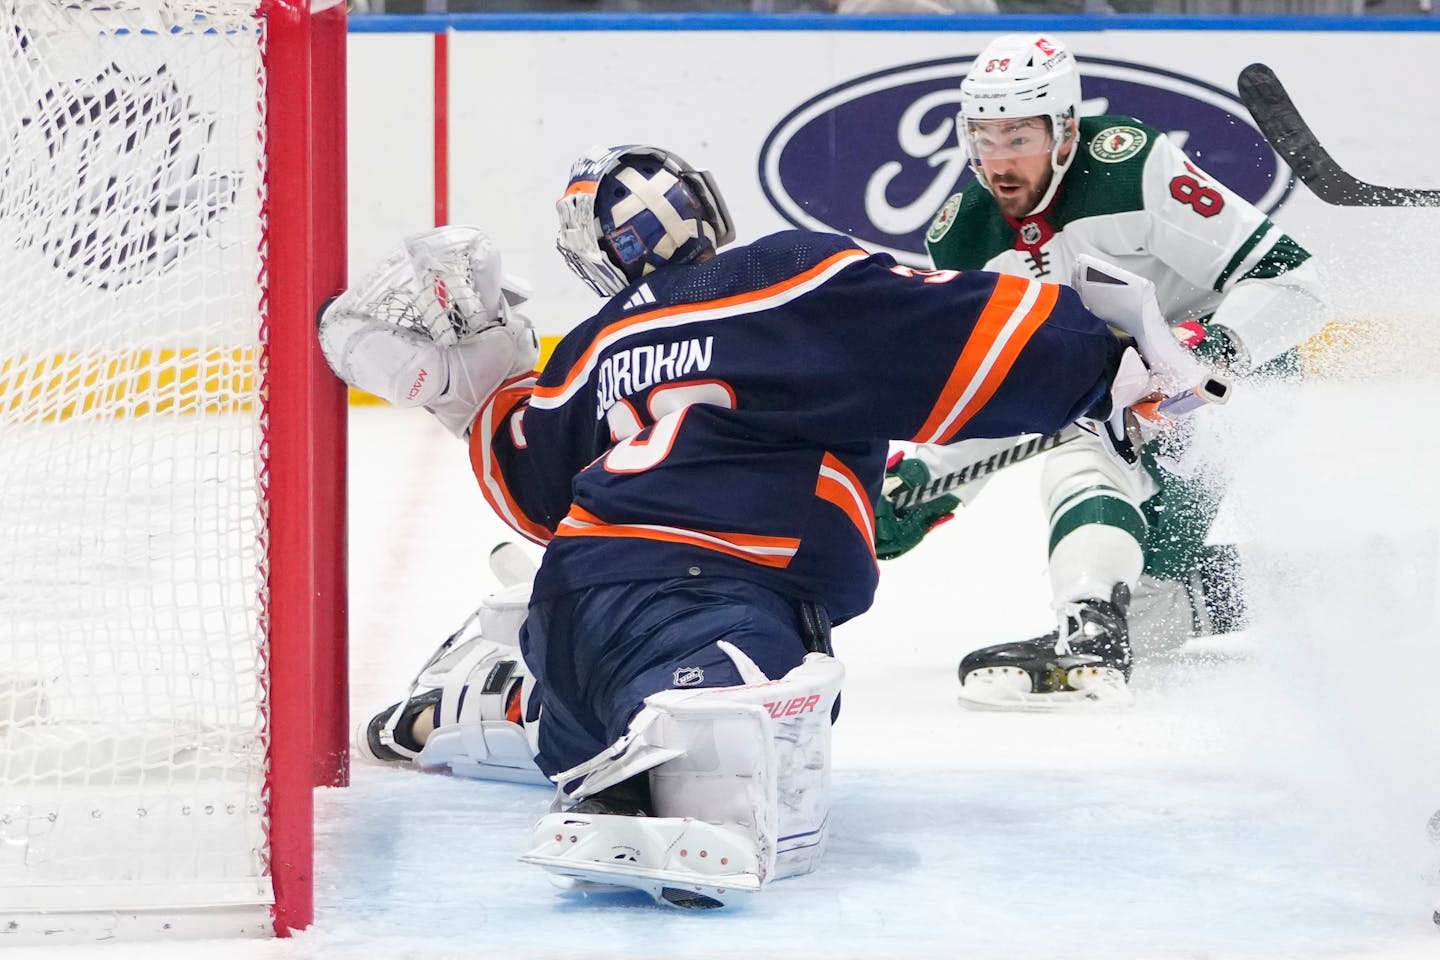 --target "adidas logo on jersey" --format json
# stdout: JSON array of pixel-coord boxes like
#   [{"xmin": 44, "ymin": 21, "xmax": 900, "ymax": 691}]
[{"xmin": 623, "ymin": 283, "xmax": 656, "ymax": 310}]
